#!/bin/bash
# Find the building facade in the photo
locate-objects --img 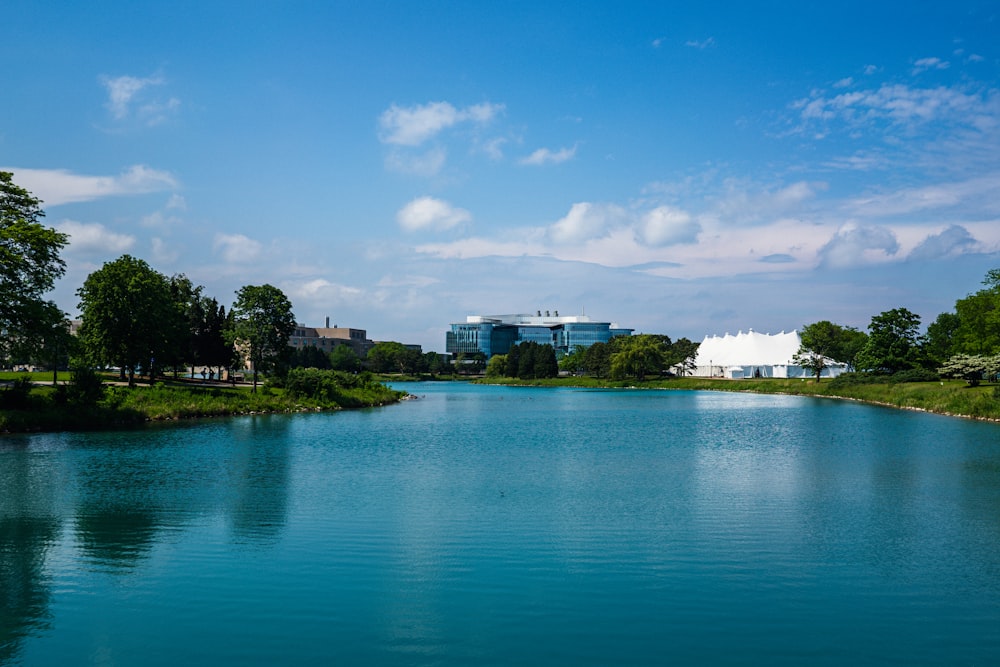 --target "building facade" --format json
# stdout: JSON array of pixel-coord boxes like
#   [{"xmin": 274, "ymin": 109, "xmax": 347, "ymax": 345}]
[
  {"xmin": 446, "ymin": 311, "xmax": 632, "ymax": 358},
  {"xmin": 289, "ymin": 317, "xmax": 373, "ymax": 357}
]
